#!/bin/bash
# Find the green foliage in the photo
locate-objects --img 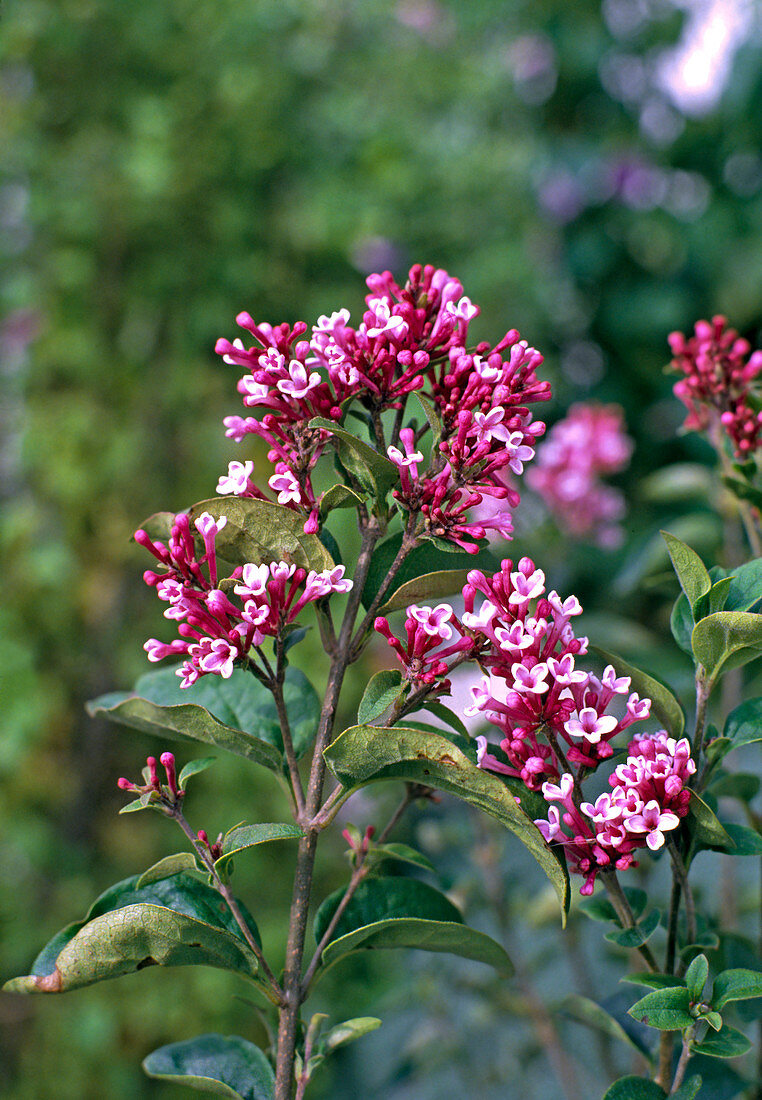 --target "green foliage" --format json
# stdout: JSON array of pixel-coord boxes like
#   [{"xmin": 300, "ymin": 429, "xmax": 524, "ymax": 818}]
[
  {"xmin": 377, "ymin": 570, "xmax": 471, "ymax": 614},
  {"xmin": 661, "ymin": 531, "xmax": 712, "ymax": 610},
  {"xmin": 691, "ymin": 611, "xmax": 762, "ymax": 682},
  {"xmin": 356, "ymin": 669, "xmax": 406, "ymax": 725},
  {"xmin": 324, "ymin": 724, "xmax": 570, "ymax": 915},
  {"xmin": 361, "ymin": 532, "xmax": 498, "ymax": 610},
  {"xmin": 628, "ymin": 986, "xmax": 694, "ymax": 1031},
  {"xmin": 592, "ymin": 646, "xmax": 685, "ymax": 738},
  {"xmin": 601, "ymin": 1078, "xmax": 666, "ymax": 1100},
  {"xmin": 560, "ymin": 995, "xmax": 653, "ymax": 1061},
  {"xmin": 137, "ymin": 853, "xmax": 201, "ymax": 888},
  {"xmin": 309, "ymin": 418, "xmax": 398, "ymax": 501},
  {"xmin": 4, "ymin": 873, "xmax": 263, "ymax": 995},
  {"xmin": 188, "ymin": 498, "xmax": 334, "ymax": 572},
  {"xmin": 214, "ymin": 823, "xmax": 305, "ymax": 875},
  {"xmin": 312, "ymin": 876, "xmax": 513, "ymax": 978},
  {"xmin": 143, "ymin": 1034, "xmax": 275, "ymax": 1099},
  {"xmin": 88, "ymin": 664, "xmax": 321, "ymax": 771}
]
